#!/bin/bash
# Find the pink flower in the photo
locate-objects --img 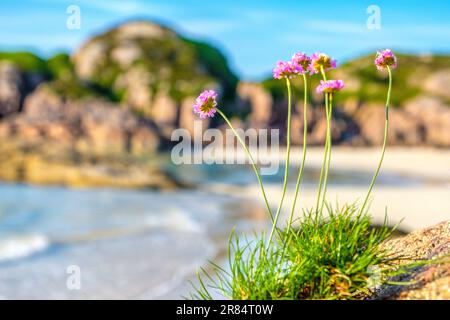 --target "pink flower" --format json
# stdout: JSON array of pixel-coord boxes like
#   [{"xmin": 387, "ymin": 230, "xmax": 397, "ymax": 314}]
[
  {"xmin": 375, "ymin": 49, "xmax": 397, "ymax": 71},
  {"xmin": 273, "ymin": 60, "xmax": 298, "ymax": 79},
  {"xmin": 309, "ymin": 53, "xmax": 337, "ymax": 75},
  {"xmin": 193, "ymin": 90, "xmax": 218, "ymax": 119},
  {"xmin": 316, "ymin": 80, "xmax": 345, "ymax": 93},
  {"xmin": 290, "ymin": 52, "xmax": 311, "ymax": 75}
]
